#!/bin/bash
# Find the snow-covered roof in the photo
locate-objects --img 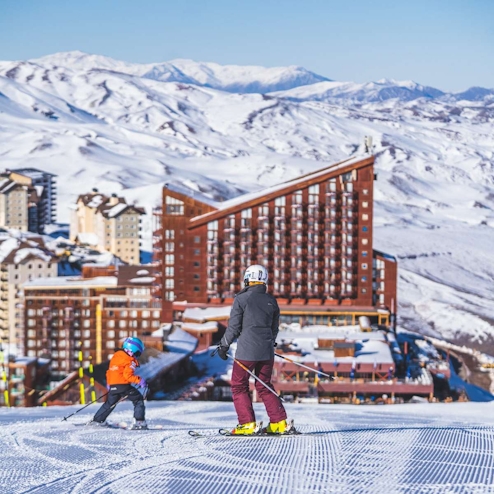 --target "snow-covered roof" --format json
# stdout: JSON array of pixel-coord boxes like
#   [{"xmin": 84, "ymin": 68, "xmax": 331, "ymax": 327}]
[
  {"xmin": 190, "ymin": 154, "xmax": 372, "ymax": 225},
  {"xmin": 105, "ymin": 202, "xmax": 128, "ymax": 218},
  {"xmin": 128, "ymin": 276, "xmax": 155, "ymax": 284},
  {"xmin": 165, "ymin": 182, "xmax": 219, "ymax": 208},
  {"xmin": 182, "ymin": 321, "xmax": 219, "ymax": 332},
  {"xmin": 0, "ymin": 236, "xmax": 53, "ymax": 265},
  {"xmin": 24, "ymin": 276, "xmax": 118, "ymax": 289},
  {"xmin": 278, "ymin": 329, "xmax": 394, "ymax": 365},
  {"xmin": 138, "ymin": 328, "xmax": 198, "ymax": 380},
  {"xmin": 183, "ymin": 305, "xmax": 232, "ymax": 322},
  {"xmin": 13, "ymin": 247, "xmax": 52, "ymax": 264},
  {"xmin": 76, "ymin": 232, "xmax": 99, "ymax": 246}
]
